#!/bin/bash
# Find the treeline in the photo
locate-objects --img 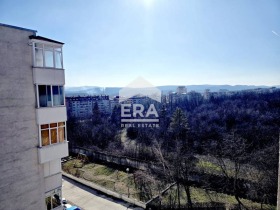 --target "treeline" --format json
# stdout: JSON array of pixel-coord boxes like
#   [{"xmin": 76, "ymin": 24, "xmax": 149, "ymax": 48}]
[{"xmin": 67, "ymin": 89, "xmax": 280, "ymax": 207}]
